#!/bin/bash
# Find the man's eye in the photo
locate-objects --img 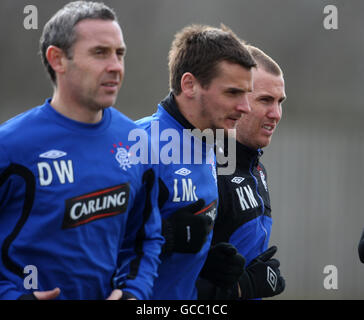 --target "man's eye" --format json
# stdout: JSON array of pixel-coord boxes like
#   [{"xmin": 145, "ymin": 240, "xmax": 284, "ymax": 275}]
[
  {"xmin": 94, "ymin": 48, "xmax": 107, "ymax": 55},
  {"xmin": 260, "ymin": 98, "xmax": 271, "ymax": 103},
  {"xmin": 227, "ymin": 90, "xmax": 241, "ymax": 96},
  {"xmin": 116, "ymin": 50, "xmax": 125, "ymax": 58}
]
